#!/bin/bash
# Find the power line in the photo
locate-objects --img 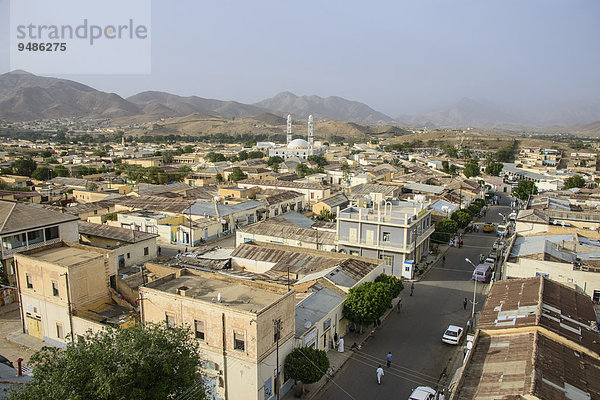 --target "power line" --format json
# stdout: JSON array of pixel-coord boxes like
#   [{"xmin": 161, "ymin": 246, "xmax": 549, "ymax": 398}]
[
  {"xmin": 296, "ymin": 348, "xmax": 358, "ymax": 400},
  {"xmin": 351, "ymin": 351, "xmax": 440, "ymax": 382},
  {"xmin": 351, "ymin": 352, "xmax": 439, "ymax": 386}
]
